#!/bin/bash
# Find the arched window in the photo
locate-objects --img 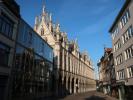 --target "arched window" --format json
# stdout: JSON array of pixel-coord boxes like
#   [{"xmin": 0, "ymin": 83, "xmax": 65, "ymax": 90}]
[{"xmin": 41, "ymin": 28, "xmax": 44, "ymax": 36}]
